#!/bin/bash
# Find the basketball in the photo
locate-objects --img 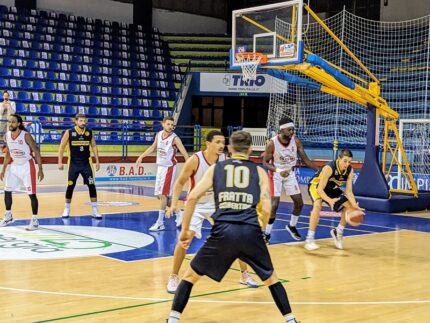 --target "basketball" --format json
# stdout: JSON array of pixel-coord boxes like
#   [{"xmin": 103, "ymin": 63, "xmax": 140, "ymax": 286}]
[{"xmin": 345, "ymin": 207, "xmax": 365, "ymax": 227}]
